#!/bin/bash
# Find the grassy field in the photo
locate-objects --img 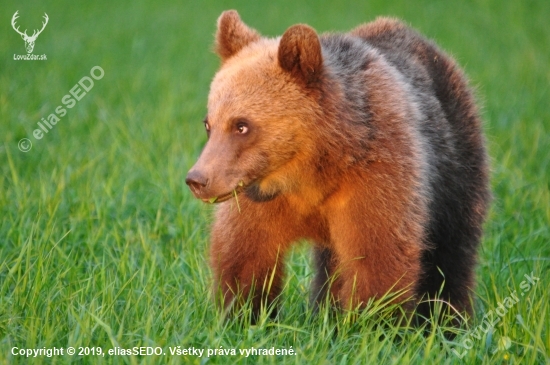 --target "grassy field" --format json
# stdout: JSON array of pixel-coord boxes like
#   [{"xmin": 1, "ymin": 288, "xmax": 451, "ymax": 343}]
[{"xmin": 1, "ymin": 0, "xmax": 549, "ymax": 364}]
